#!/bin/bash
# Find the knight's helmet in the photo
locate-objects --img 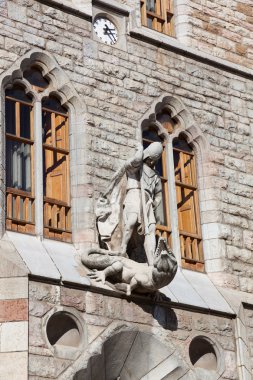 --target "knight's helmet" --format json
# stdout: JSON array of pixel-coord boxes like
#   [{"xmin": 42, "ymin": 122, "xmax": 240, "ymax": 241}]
[{"xmin": 143, "ymin": 142, "xmax": 163, "ymax": 161}]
